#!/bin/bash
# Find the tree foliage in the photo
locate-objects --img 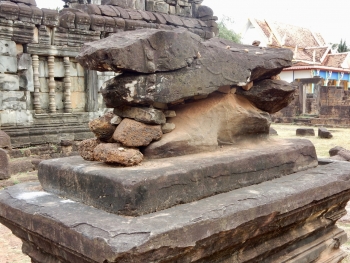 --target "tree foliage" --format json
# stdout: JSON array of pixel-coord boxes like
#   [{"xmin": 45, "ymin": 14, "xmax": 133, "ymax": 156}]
[
  {"xmin": 217, "ymin": 16, "xmax": 241, "ymax": 43},
  {"xmin": 337, "ymin": 39, "xmax": 350, "ymax": 53}
]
